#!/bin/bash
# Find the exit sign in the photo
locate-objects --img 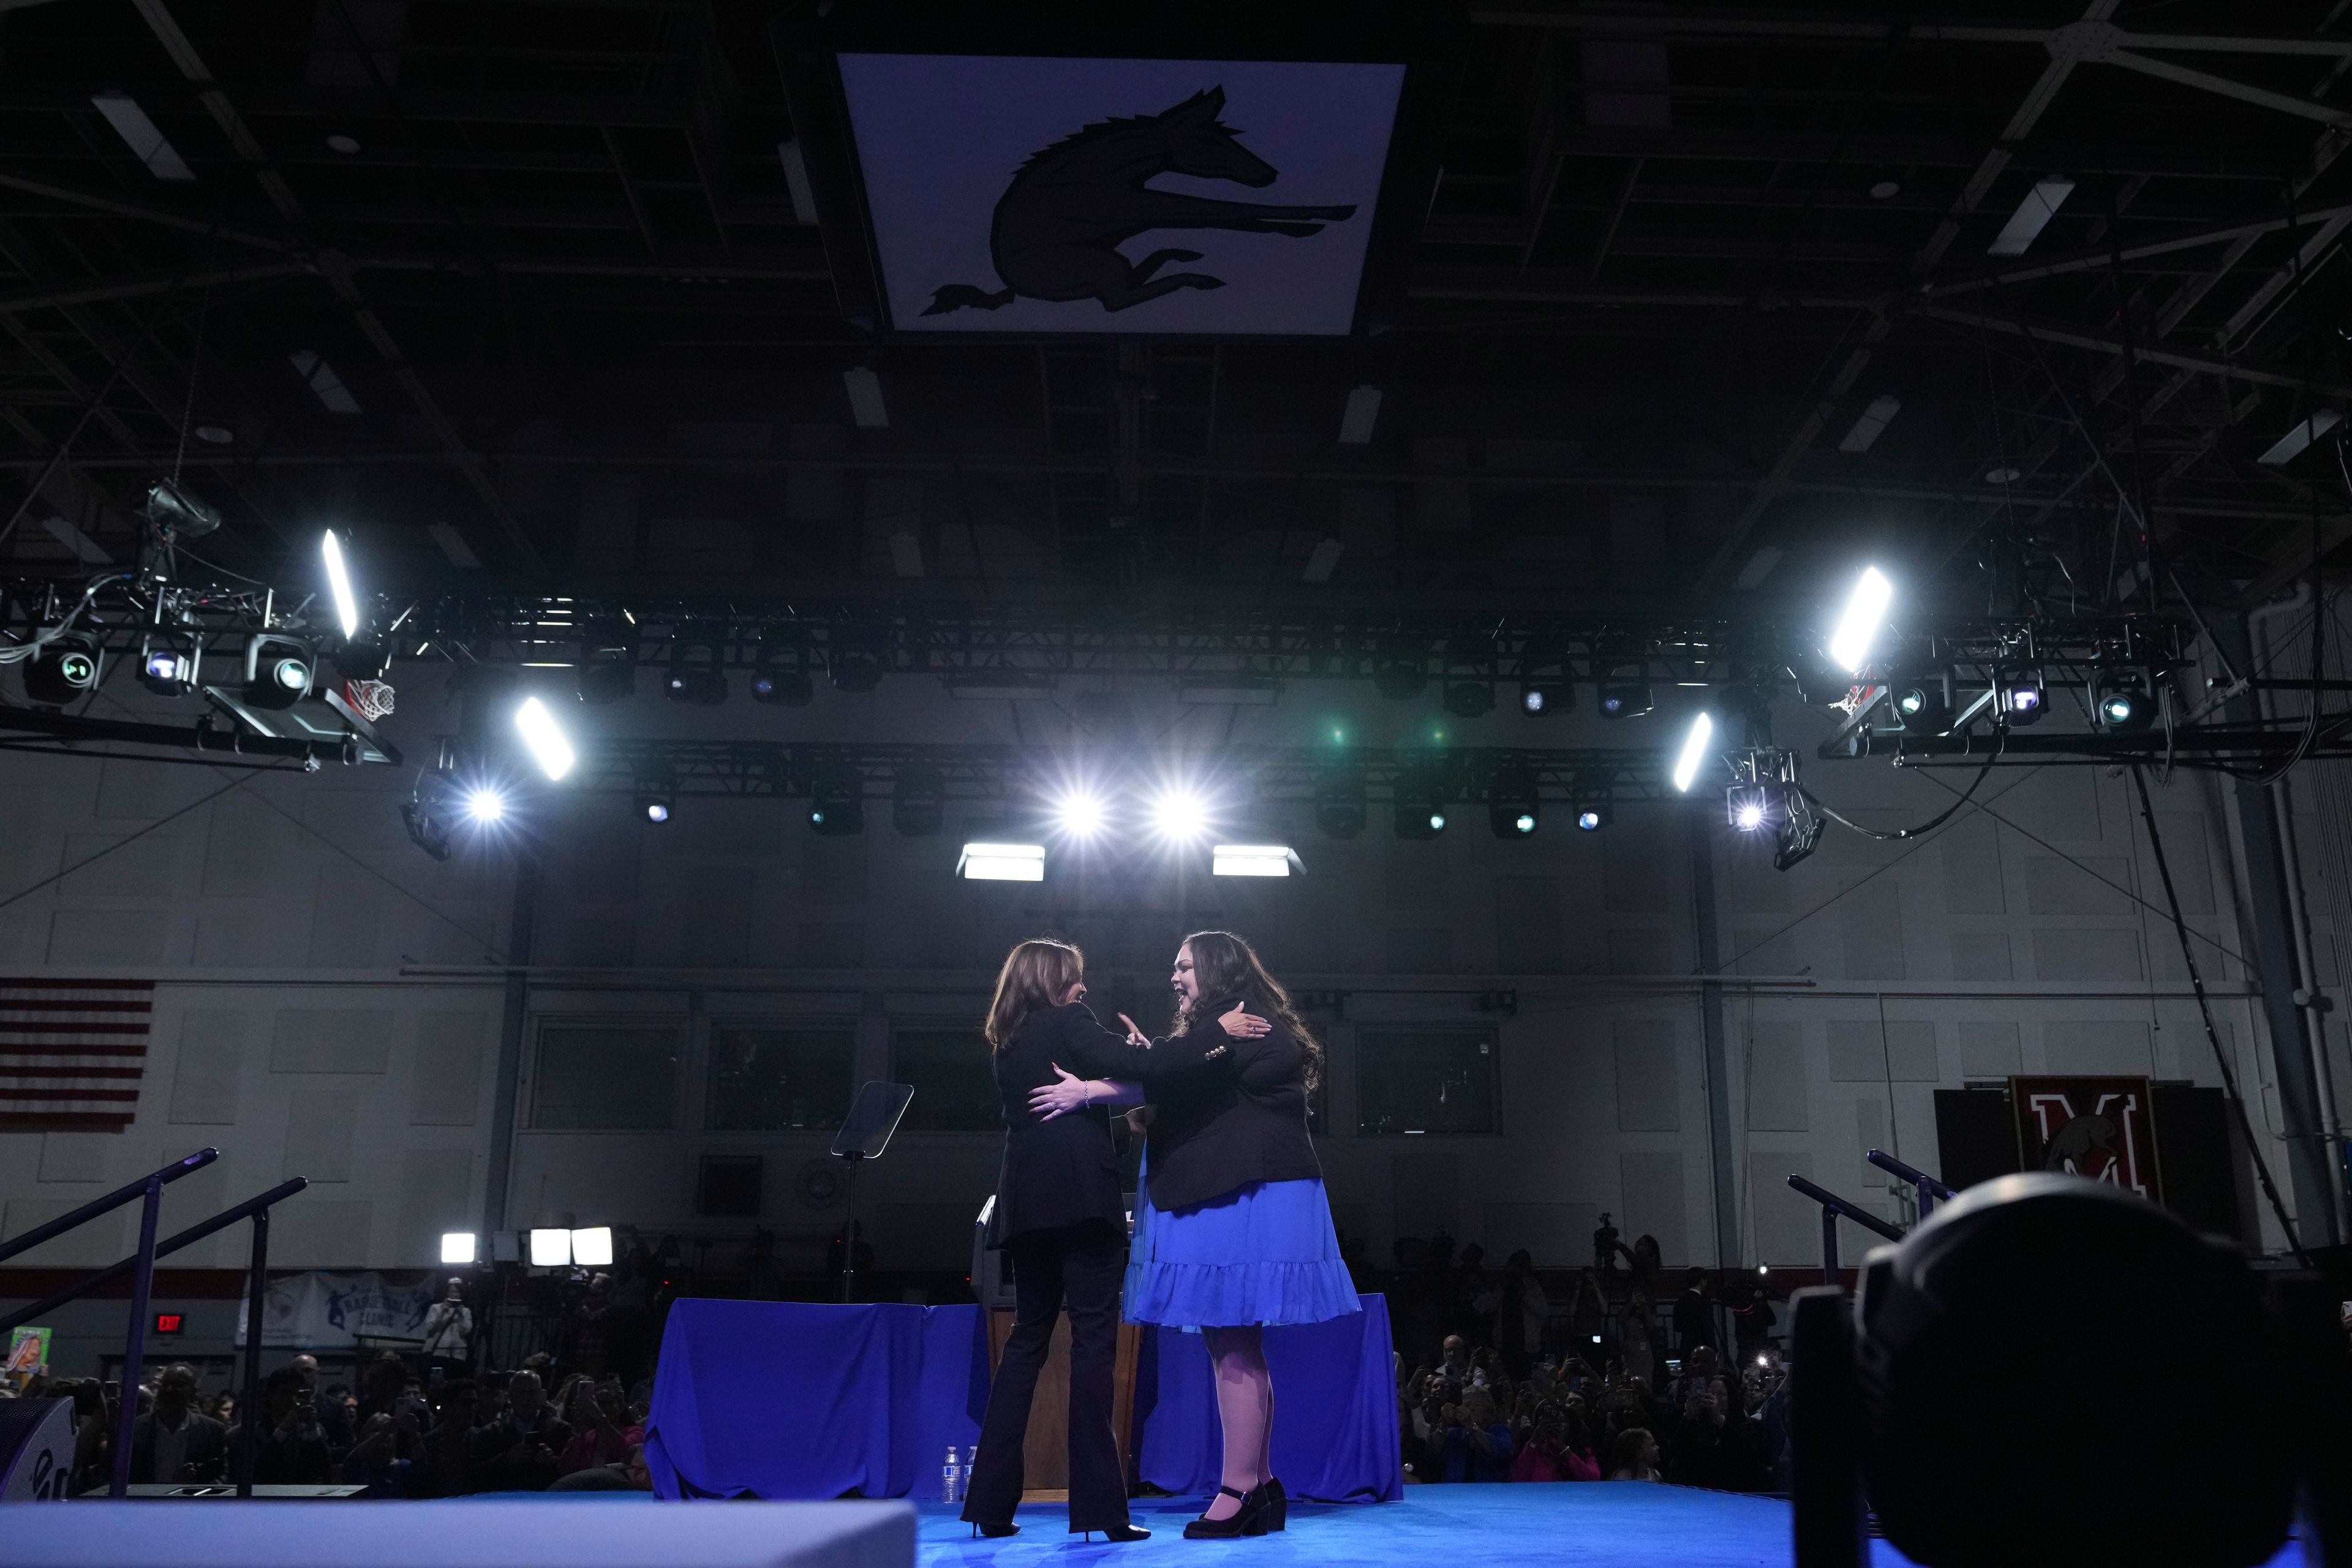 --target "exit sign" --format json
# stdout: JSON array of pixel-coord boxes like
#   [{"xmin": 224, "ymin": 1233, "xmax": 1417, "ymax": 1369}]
[{"xmin": 152, "ymin": 1313, "xmax": 183, "ymax": 1336}]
